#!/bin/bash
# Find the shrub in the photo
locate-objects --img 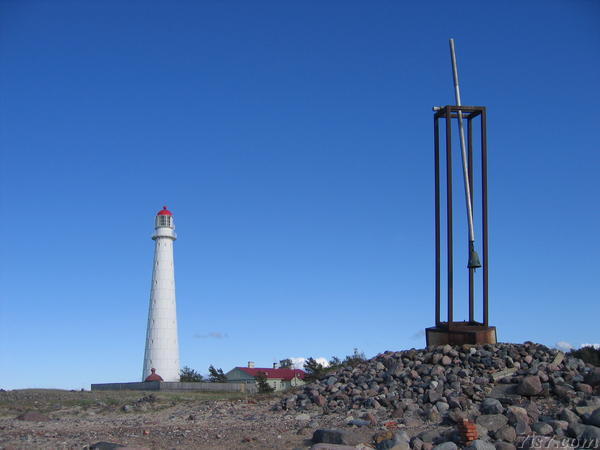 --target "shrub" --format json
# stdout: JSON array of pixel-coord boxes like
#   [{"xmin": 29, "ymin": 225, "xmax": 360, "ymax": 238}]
[
  {"xmin": 569, "ymin": 346, "xmax": 600, "ymax": 367},
  {"xmin": 256, "ymin": 372, "xmax": 274, "ymax": 393},
  {"xmin": 343, "ymin": 348, "xmax": 366, "ymax": 368},
  {"xmin": 303, "ymin": 357, "xmax": 326, "ymax": 382},
  {"xmin": 180, "ymin": 366, "xmax": 203, "ymax": 382}
]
